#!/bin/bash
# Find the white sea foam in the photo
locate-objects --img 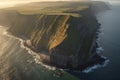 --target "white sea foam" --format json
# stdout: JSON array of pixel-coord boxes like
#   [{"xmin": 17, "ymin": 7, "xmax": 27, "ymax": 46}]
[
  {"xmin": 82, "ymin": 58, "xmax": 110, "ymax": 73},
  {"xmin": 19, "ymin": 38, "xmax": 57, "ymax": 71},
  {"xmin": 96, "ymin": 30, "xmax": 104, "ymax": 54},
  {"xmin": 2, "ymin": 27, "xmax": 56, "ymax": 71},
  {"xmin": 96, "ymin": 47, "xmax": 104, "ymax": 54}
]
